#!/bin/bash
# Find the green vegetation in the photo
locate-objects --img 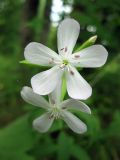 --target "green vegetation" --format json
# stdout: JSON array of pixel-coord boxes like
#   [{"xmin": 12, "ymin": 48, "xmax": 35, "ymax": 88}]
[{"xmin": 0, "ymin": 0, "xmax": 120, "ymax": 159}]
